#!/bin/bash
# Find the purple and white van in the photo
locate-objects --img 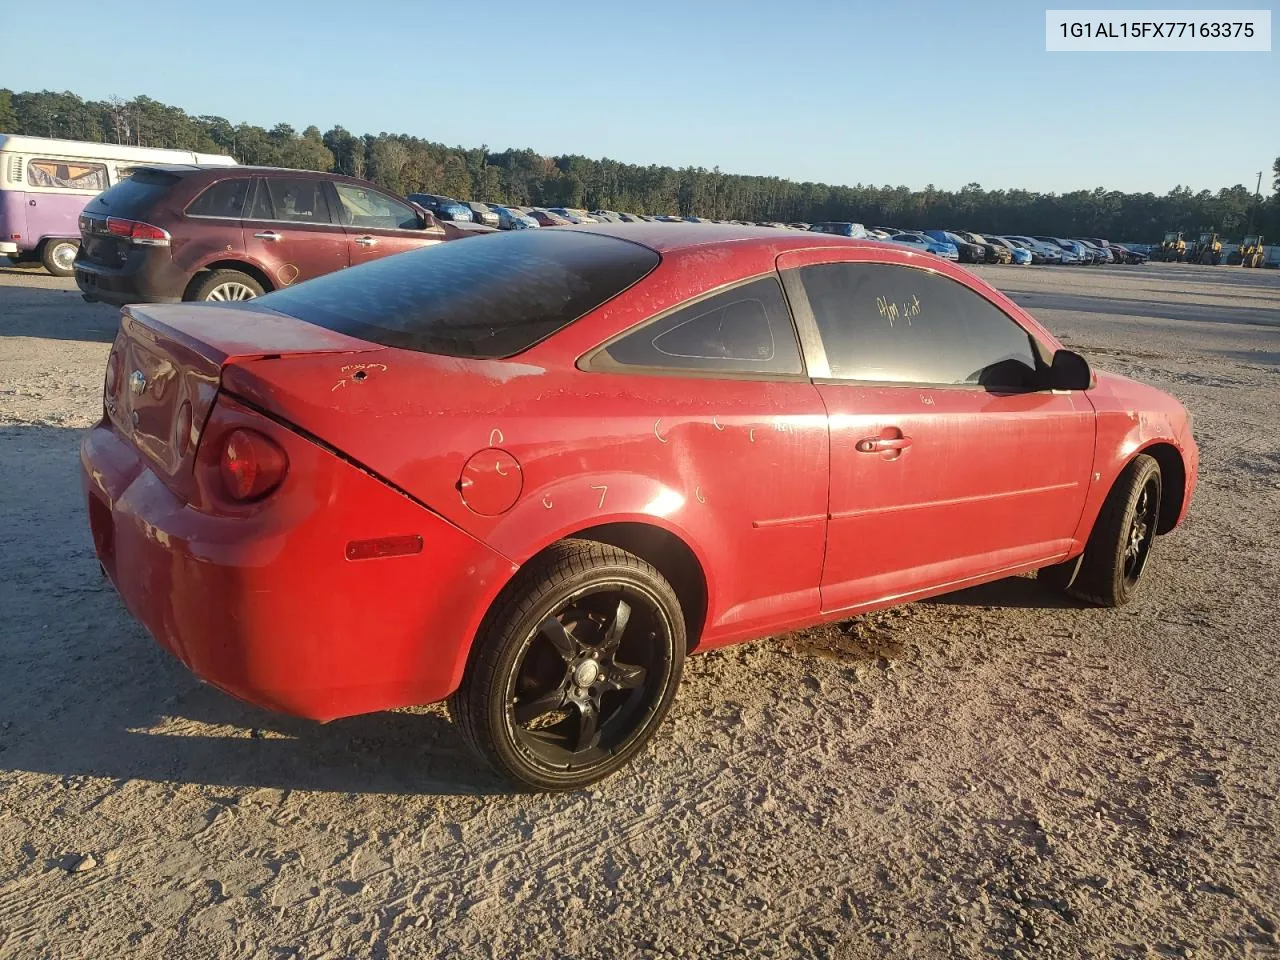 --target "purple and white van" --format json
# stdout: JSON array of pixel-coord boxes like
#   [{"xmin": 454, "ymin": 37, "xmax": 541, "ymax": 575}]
[{"xmin": 0, "ymin": 135, "xmax": 235, "ymax": 276}]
